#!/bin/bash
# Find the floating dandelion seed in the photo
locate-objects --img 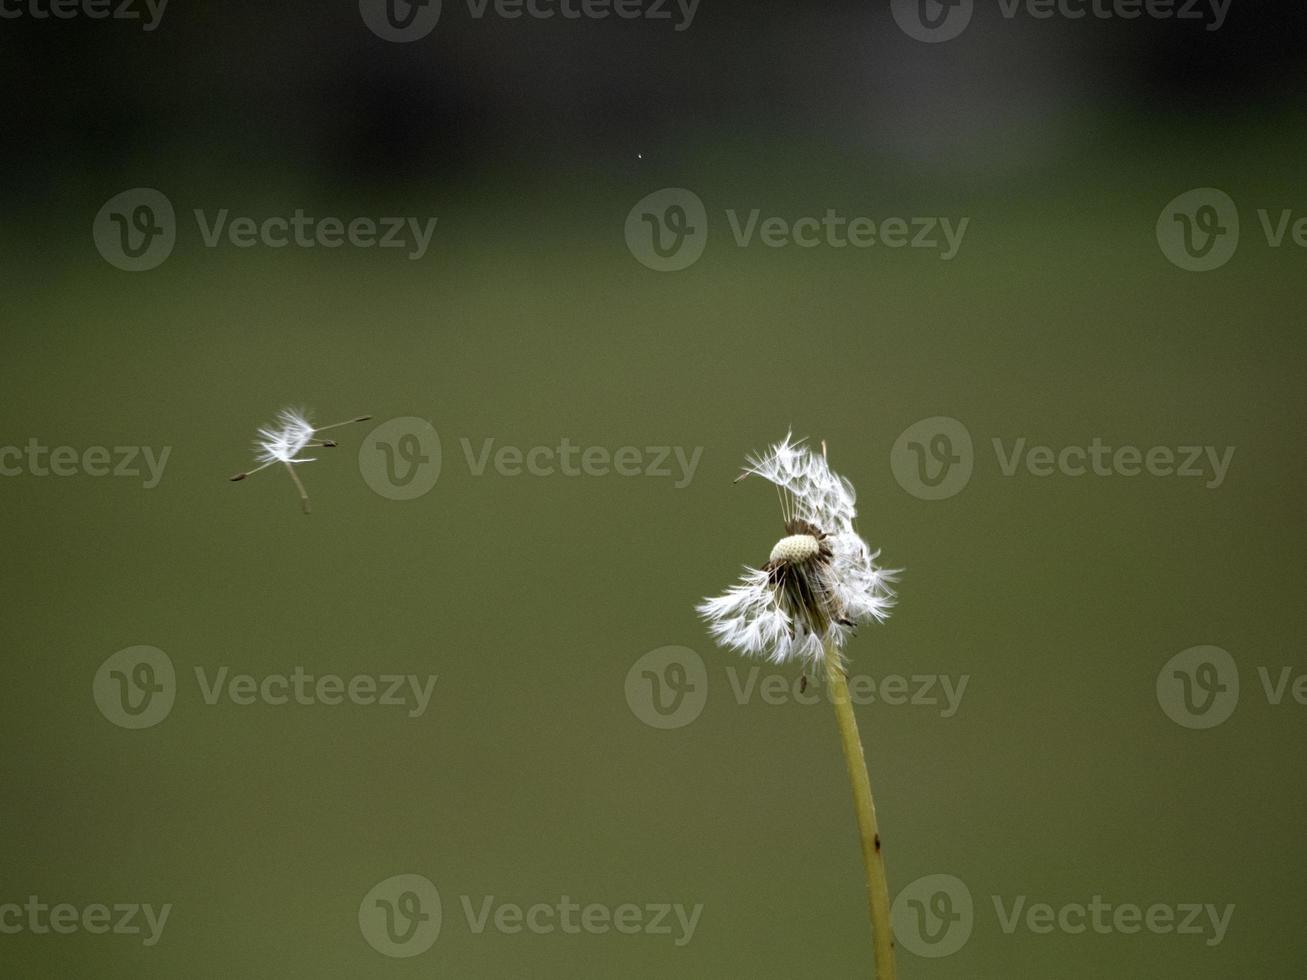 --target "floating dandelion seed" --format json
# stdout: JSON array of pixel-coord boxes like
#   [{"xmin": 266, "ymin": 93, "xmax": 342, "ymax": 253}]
[
  {"xmin": 698, "ymin": 432, "xmax": 898, "ymax": 673},
  {"xmin": 698, "ymin": 433, "xmax": 902, "ymax": 980},
  {"xmin": 229, "ymin": 408, "xmax": 371, "ymax": 514}
]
